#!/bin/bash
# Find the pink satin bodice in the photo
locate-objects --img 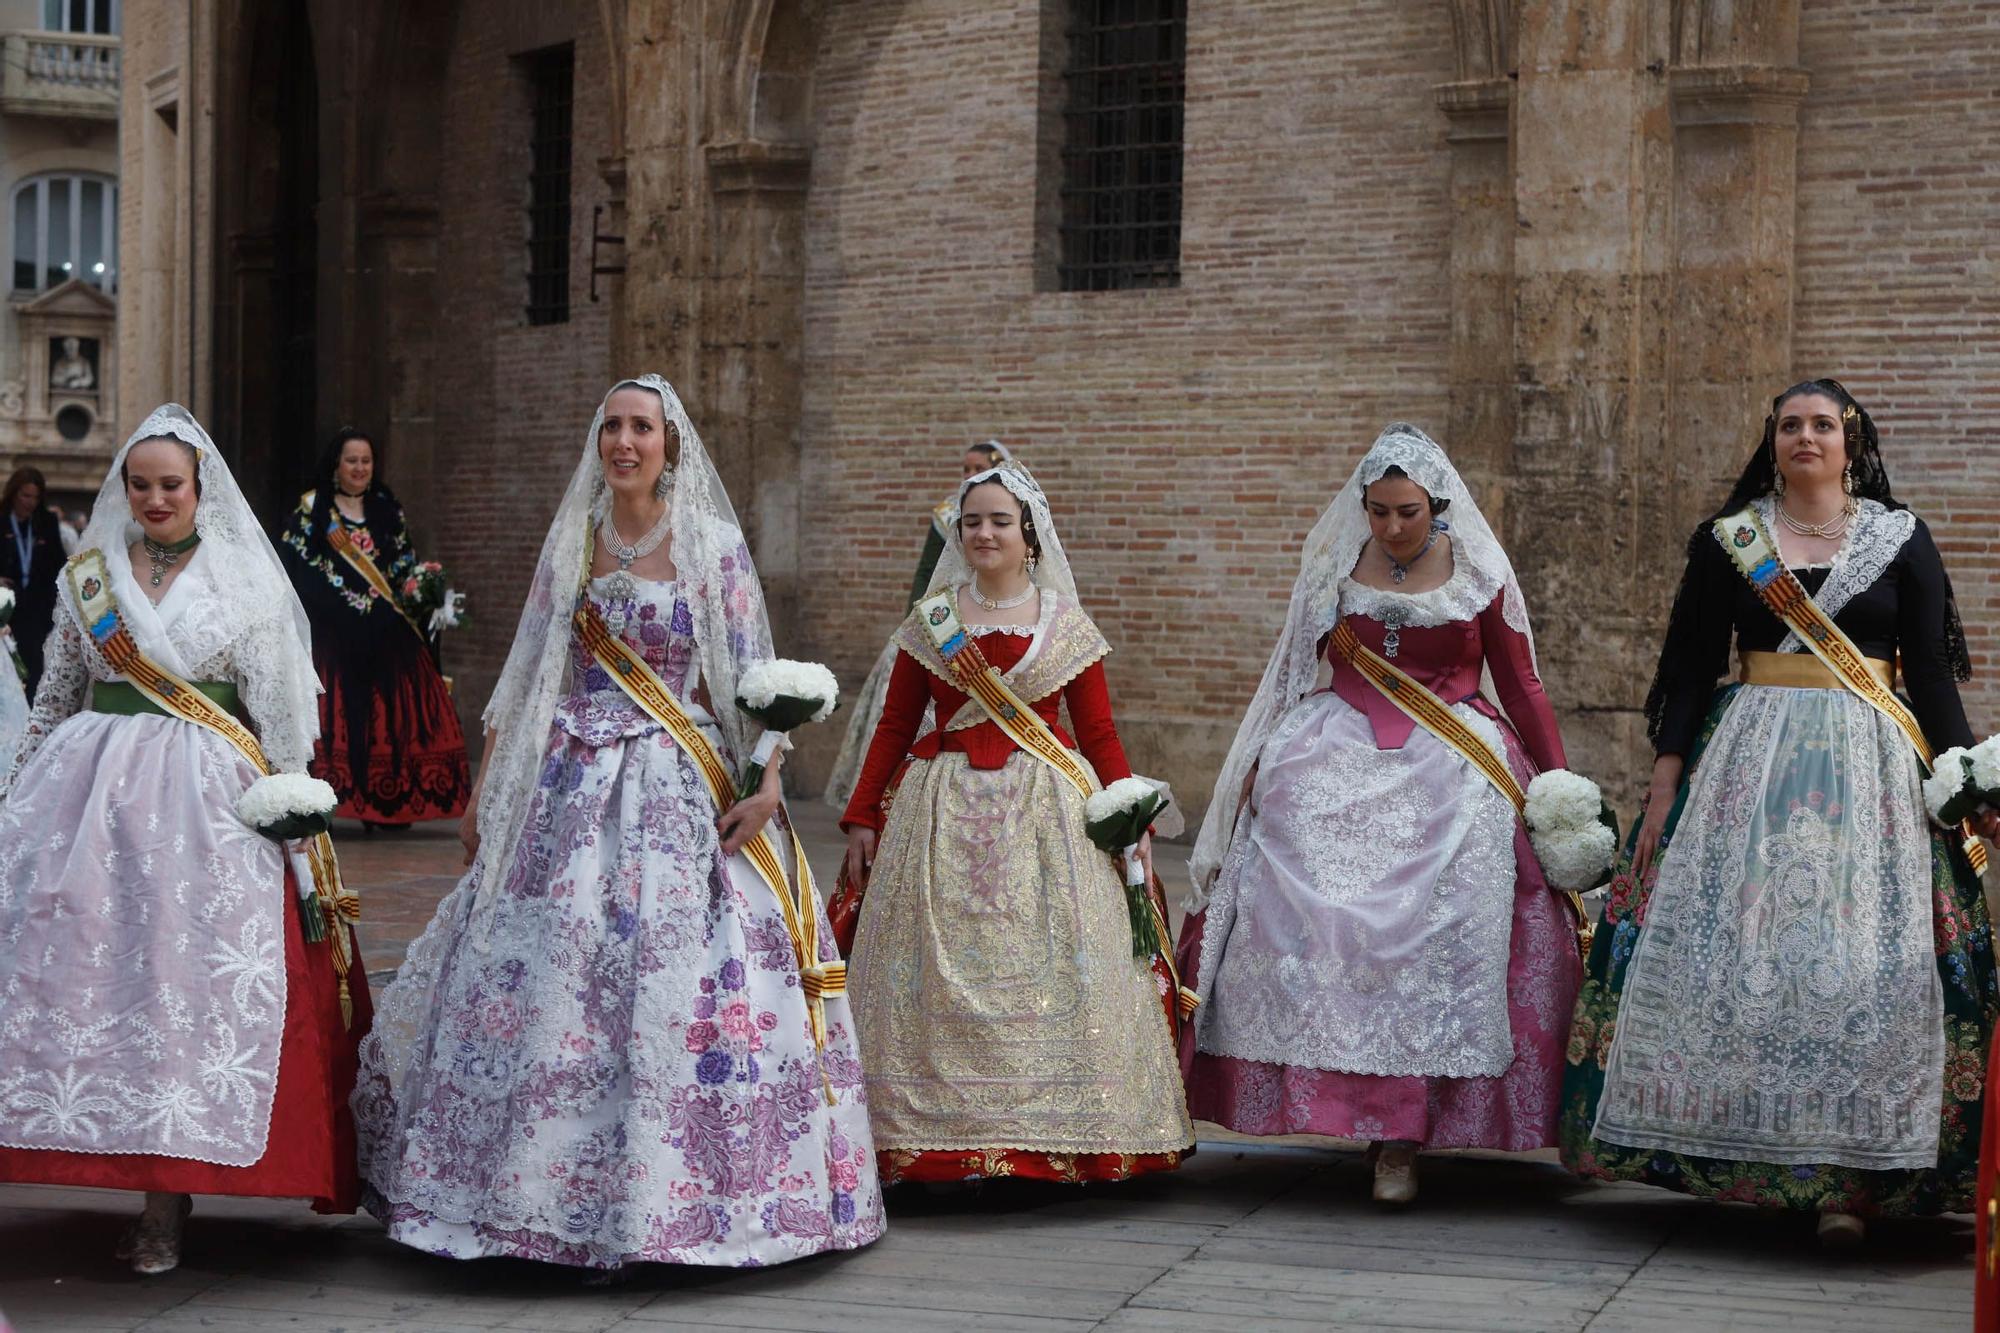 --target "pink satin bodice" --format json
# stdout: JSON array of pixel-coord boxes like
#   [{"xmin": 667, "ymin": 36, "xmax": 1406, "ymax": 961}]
[{"xmin": 1325, "ymin": 588, "xmax": 1566, "ymax": 773}]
